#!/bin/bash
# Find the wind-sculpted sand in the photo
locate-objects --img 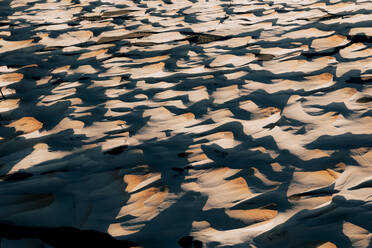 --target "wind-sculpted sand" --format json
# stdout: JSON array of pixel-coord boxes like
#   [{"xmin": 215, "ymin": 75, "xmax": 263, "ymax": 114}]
[{"xmin": 0, "ymin": 0, "xmax": 371, "ymax": 247}]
